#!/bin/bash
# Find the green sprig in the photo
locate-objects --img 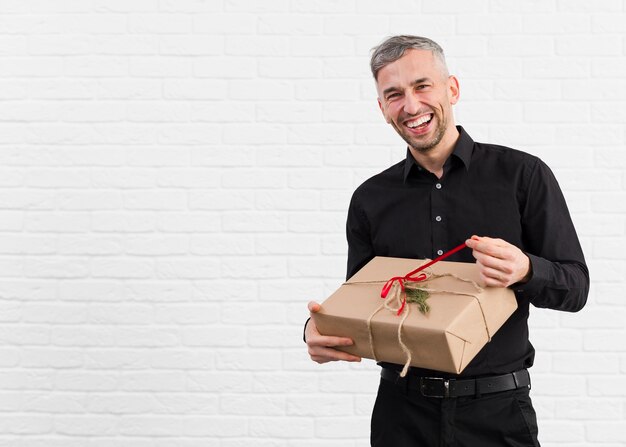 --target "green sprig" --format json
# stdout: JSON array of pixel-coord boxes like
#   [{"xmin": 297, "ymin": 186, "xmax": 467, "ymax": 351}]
[{"xmin": 405, "ymin": 287, "xmax": 430, "ymax": 314}]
